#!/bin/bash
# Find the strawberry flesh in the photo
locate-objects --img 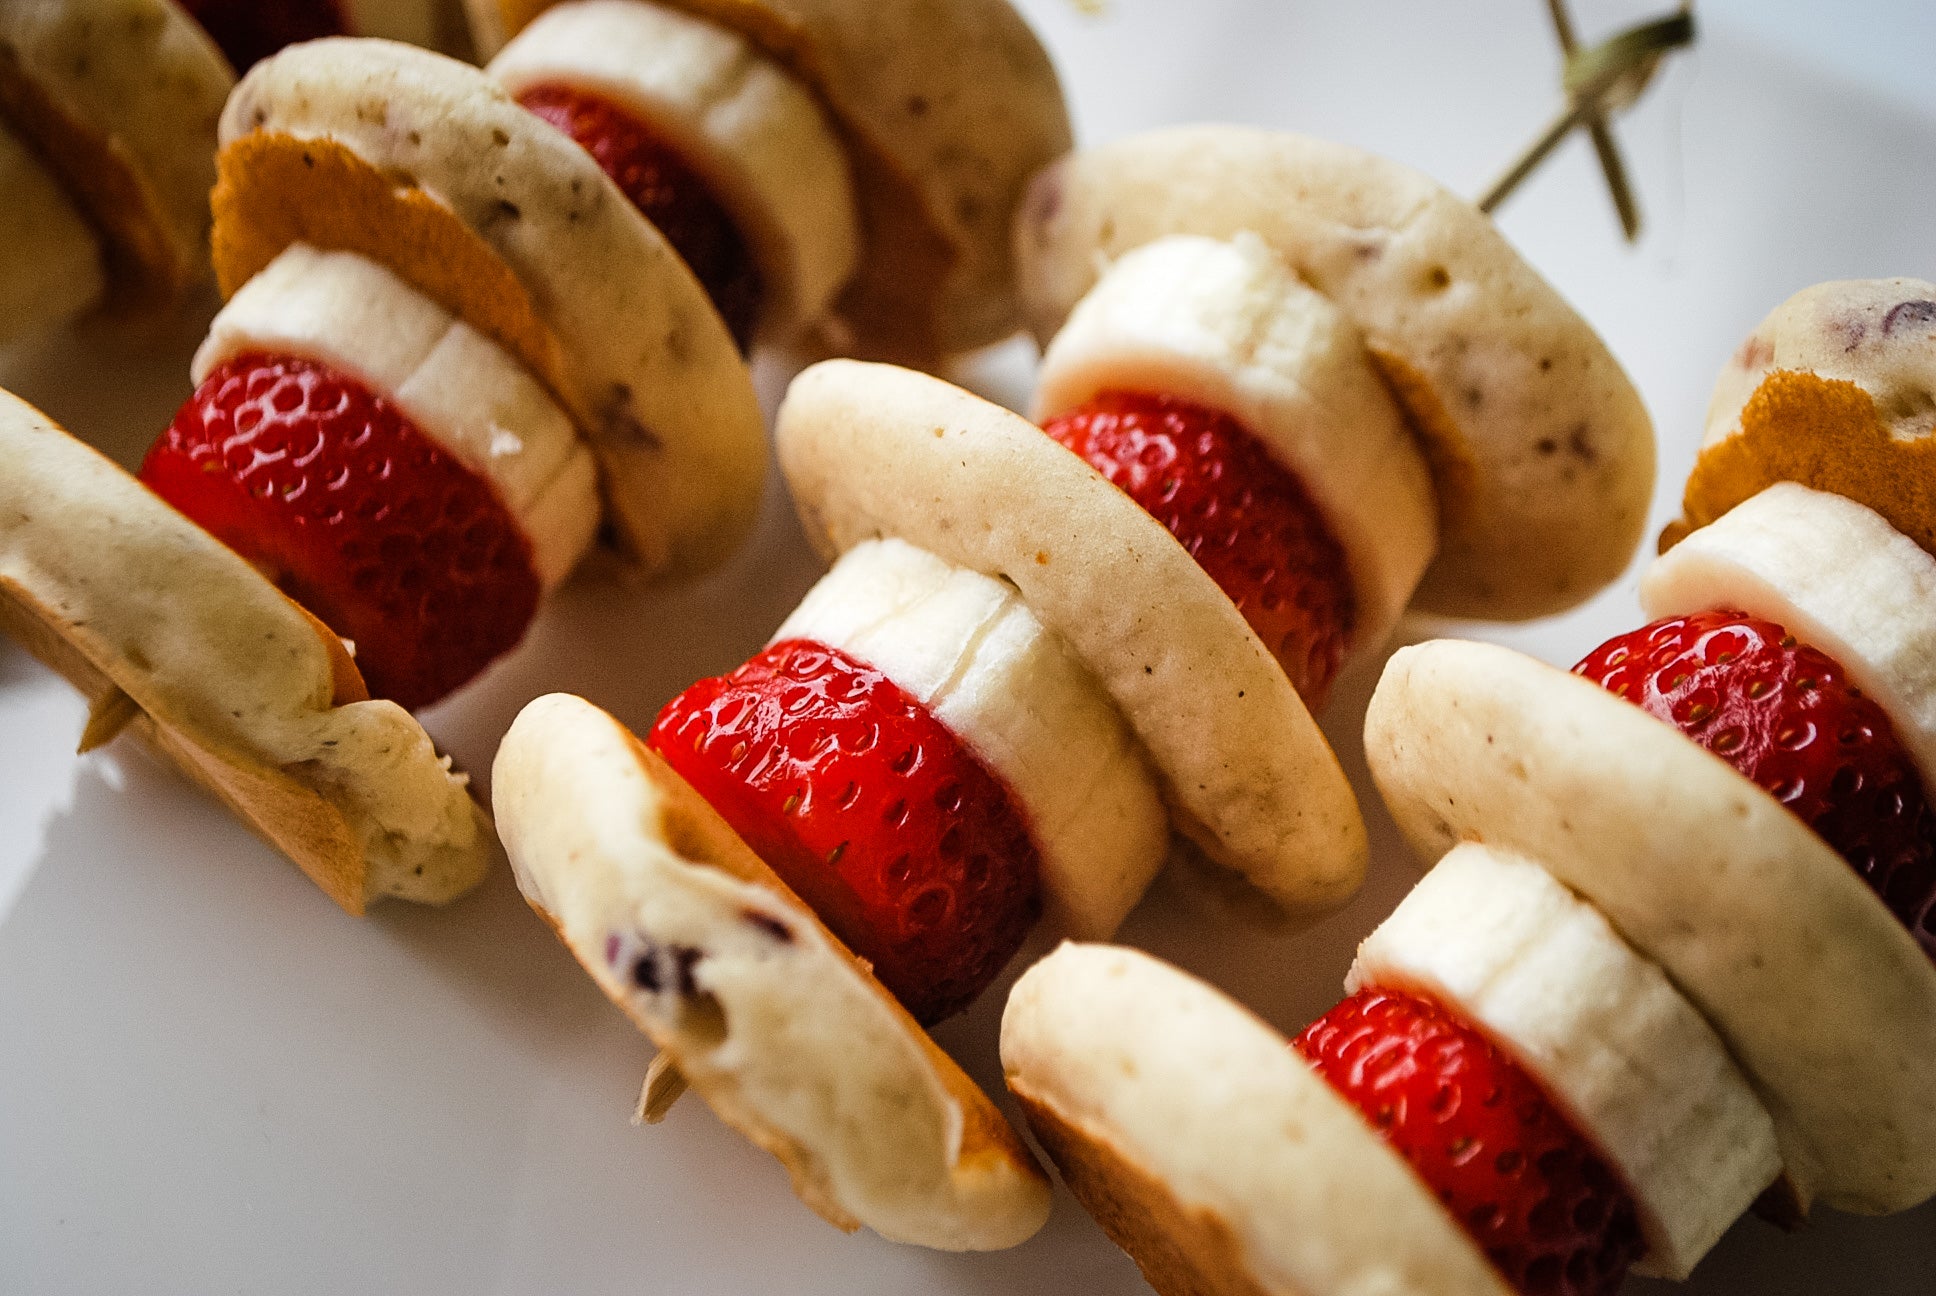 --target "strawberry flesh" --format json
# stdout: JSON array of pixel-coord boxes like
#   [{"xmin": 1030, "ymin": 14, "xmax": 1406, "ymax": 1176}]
[
  {"xmin": 141, "ymin": 353, "xmax": 540, "ymax": 710},
  {"xmin": 176, "ymin": 0, "xmax": 347, "ymax": 73},
  {"xmin": 1042, "ymin": 391, "xmax": 1356, "ymax": 705},
  {"xmin": 1296, "ymin": 988, "xmax": 1644, "ymax": 1296},
  {"xmin": 650, "ymin": 638, "xmax": 1042, "ymax": 1024},
  {"xmin": 1576, "ymin": 610, "xmax": 1936, "ymax": 957},
  {"xmin": 517, "ymin": 83, "xmax": 762, "ymax": 352}
]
